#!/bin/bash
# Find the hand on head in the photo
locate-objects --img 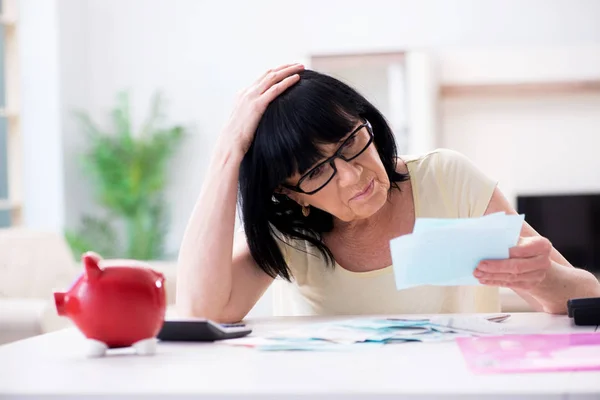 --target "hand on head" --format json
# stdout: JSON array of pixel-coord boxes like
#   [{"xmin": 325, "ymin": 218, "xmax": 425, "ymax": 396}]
[{"xmin": 222, "ymin": 63, "xmax": 304, "ymax": 156}]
